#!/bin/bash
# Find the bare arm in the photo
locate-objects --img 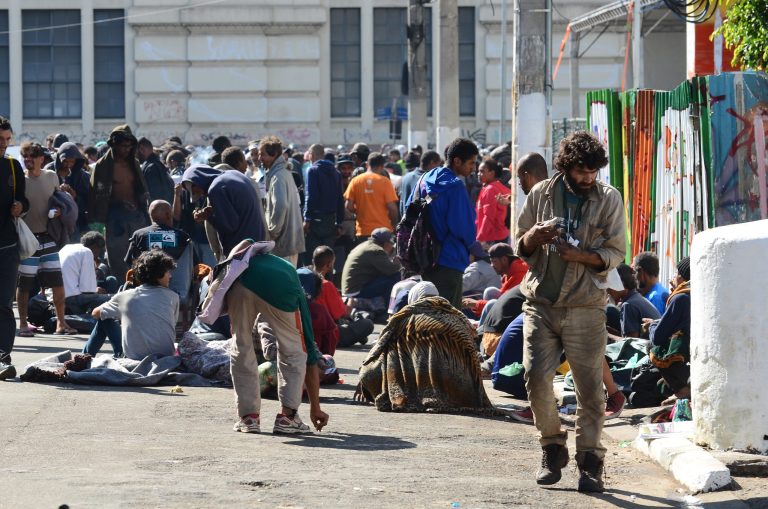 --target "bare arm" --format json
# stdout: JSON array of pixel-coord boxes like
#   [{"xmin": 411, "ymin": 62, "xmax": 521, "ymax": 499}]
[
  {"xmin": 386, "ymin": 201, "xmax": 399, "ymax": 228},
  {"xmin": 304, "ymin": 364, "xmax": 328, "ymax": 431}
]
